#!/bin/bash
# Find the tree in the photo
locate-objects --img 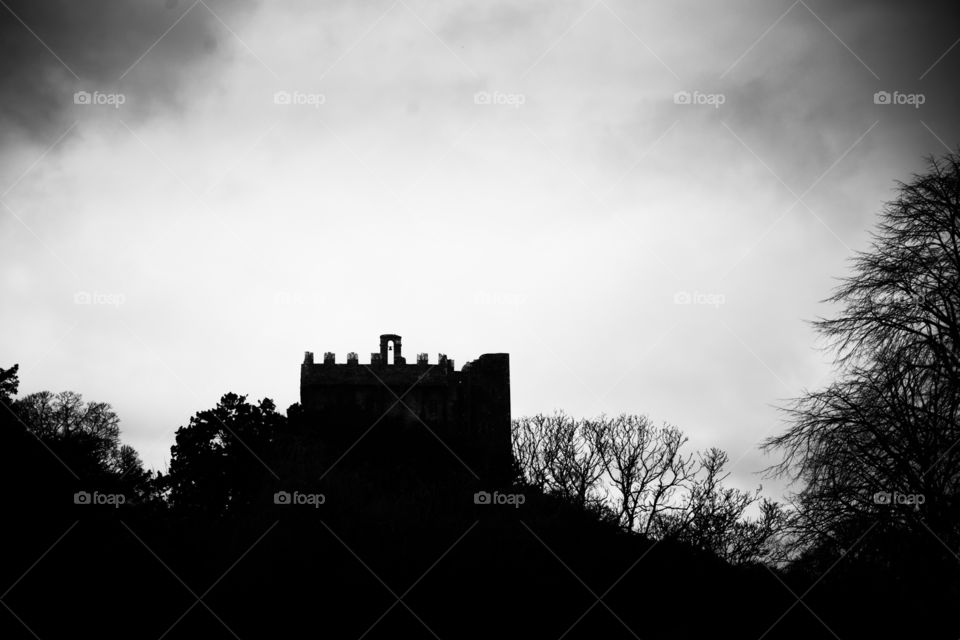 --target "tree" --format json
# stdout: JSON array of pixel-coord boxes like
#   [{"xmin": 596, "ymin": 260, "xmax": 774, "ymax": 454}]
[
  {"xmin": 512, "ymin": 412, "xmax": 608, "ymax": 507},
  {"xmin": 764, "ymin": 151, "xmax": 960, "ymax": 557},
  {"xmin": 512, "ymin": 413, "xmax": 558, "ymax": 491},
  {"xmin": 0, "ymin": 363, "xmax": 18, "ymax": 404},
  {"xmin": 550, "ymin": 414, "xmax": 608, "ymax": 507},
  {"xmin": 14, "ymin": 389, "xmax": 122, "ymax": 474},
  {"xmin": 512, "ymin": 412, "xmax": 785, "ymax": 552},
  {"xmin": 600, "ymin": 414, "xmax": 695, "ymax": 535},
  {"xmin": 2, "ymin": 373, "xmax": 153, "ymax": 505},
  {"xmin": 164, "ymin": 393, "xmax": 284, "ymax": 514},
  {"xmin": 110, "ymin": 443, "xmax": 152, "ymax": 497},
  {"xmin": 655, "ymin": 448, "xmax": 786, "ymax": 564}
]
